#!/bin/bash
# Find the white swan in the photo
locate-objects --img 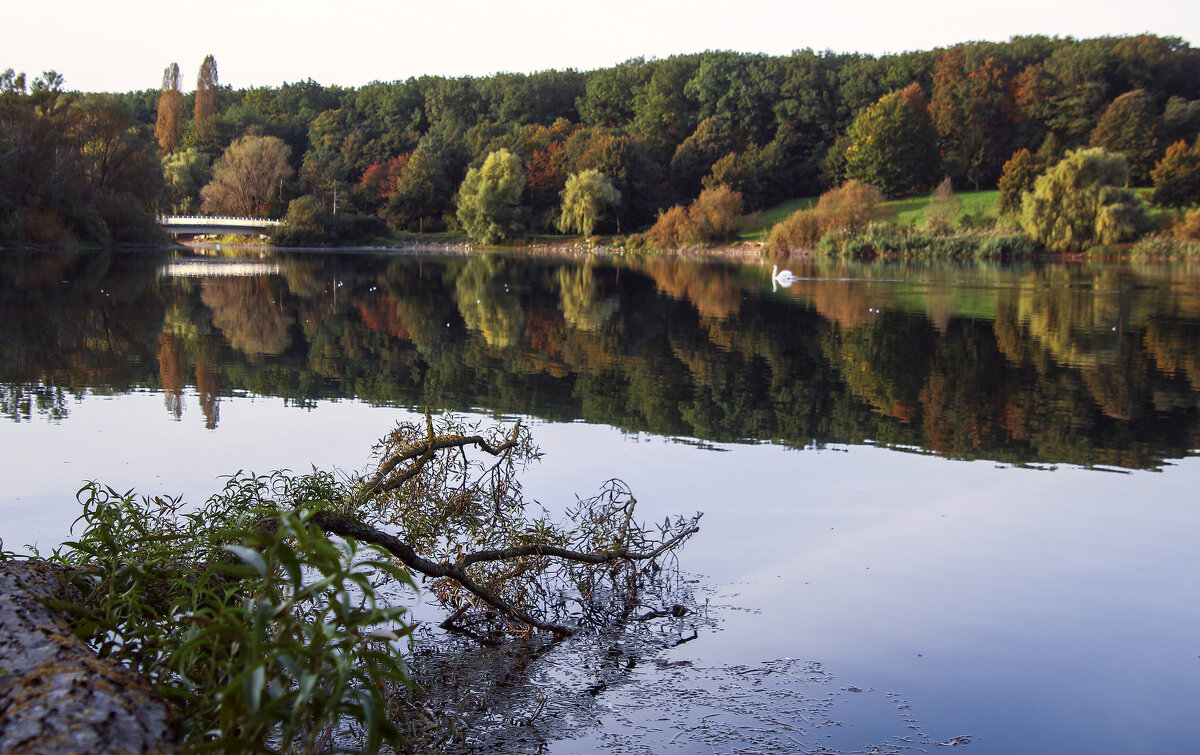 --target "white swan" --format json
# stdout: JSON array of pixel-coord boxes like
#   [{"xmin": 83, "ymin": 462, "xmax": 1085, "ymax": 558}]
[{"xmin": 771, "ymin": 264, "xmax": 798, "ymax": 290}]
